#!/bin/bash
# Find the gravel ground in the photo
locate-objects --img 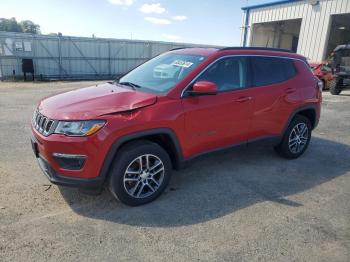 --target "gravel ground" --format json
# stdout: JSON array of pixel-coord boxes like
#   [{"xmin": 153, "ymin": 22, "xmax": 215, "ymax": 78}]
[{"xmin": 0, "ymin": 81, "xmax": 349, "ymax": 262}]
